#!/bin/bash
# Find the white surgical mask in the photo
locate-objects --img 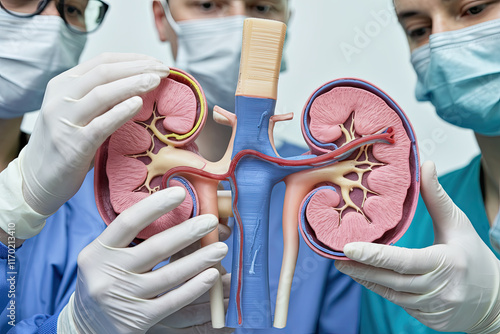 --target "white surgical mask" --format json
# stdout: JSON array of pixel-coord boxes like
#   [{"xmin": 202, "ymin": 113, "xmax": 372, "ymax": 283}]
[
  {"xmin": 165, "ymin": 6, "xmax": 245, "ymax": 112},
  {"xmin": 411, "ymin": 19, "xmax": 500, "ymax": 136},
  {"xmin": 0, "ymin": 11, "xmax": 86, "ymax": 119}
]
